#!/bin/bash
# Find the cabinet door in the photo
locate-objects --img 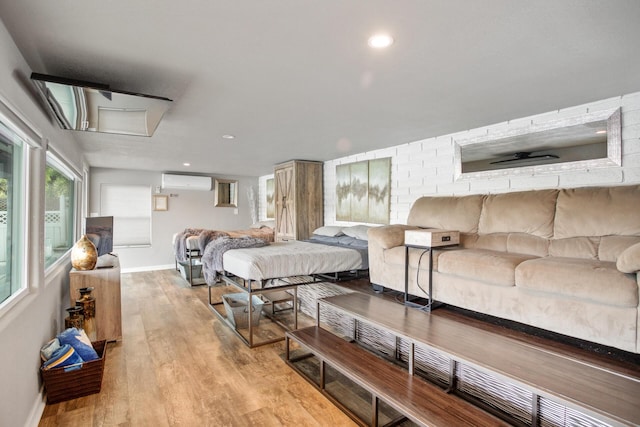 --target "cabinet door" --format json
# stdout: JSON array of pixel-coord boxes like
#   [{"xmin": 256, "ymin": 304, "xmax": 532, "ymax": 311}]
[
  {"xmin": 275, "ymin": 165, "xmax": 295, "ymax": 241},
  {"xmin": 69, "ymin": 259, "xmax": 122, "ymax": 342}
]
